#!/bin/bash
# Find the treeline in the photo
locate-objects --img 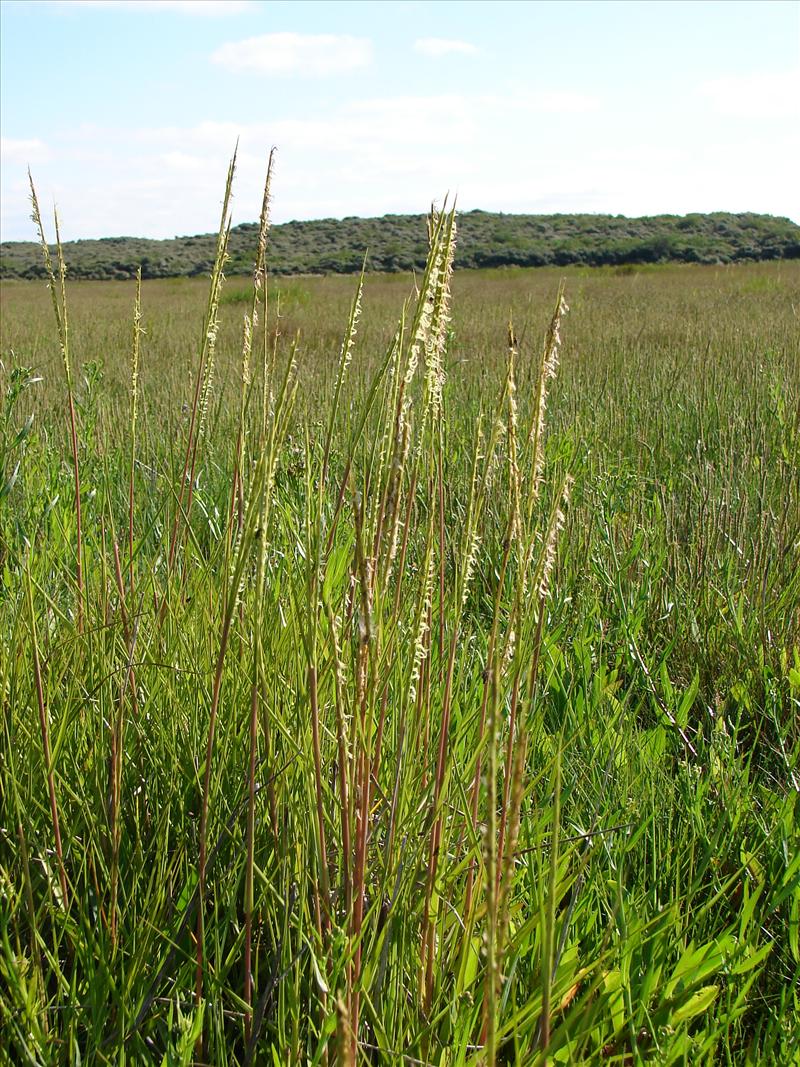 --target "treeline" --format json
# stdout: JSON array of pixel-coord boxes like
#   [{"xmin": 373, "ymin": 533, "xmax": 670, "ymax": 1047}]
[{"xmin": 2, "ymin": 210, "xmax": 799, "ymax": 281}]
